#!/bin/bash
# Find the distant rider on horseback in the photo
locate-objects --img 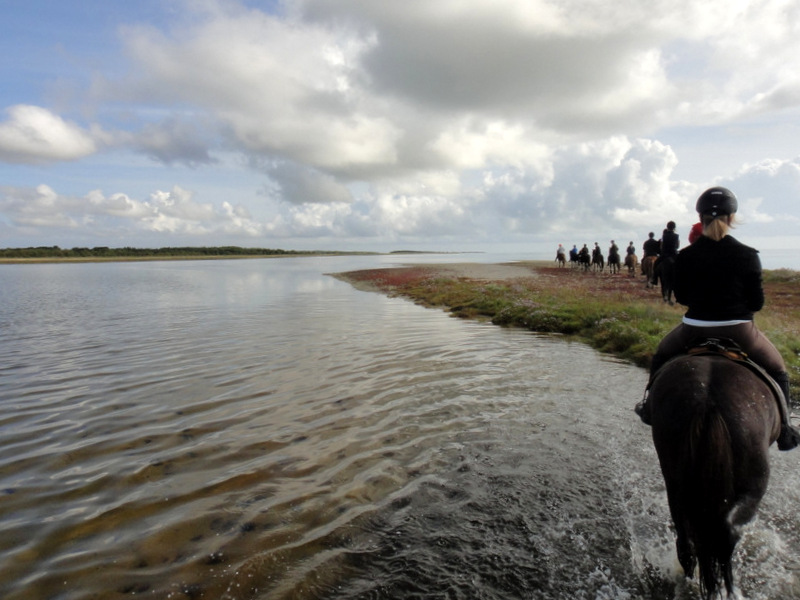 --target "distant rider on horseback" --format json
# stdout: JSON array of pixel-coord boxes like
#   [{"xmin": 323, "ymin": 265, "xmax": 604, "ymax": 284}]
[
  {"xmin": 635, "ymin": 187, "xmax": 800, "ymax": 450},
  {"xmin": 577, "ymin": 244, "xmax": 590, "ymax": 270},
  {"xmin": 652, "ymin": 221, "xmax": 679, "ymax": 286},
  {"xmin": 642, "ymin": 232, "xmax": 660, "ymax": 259}
]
